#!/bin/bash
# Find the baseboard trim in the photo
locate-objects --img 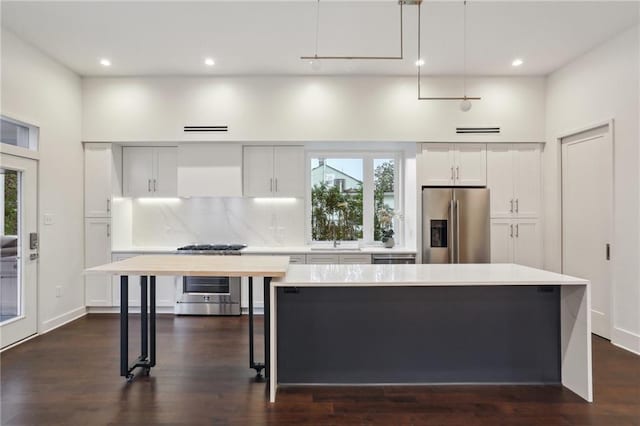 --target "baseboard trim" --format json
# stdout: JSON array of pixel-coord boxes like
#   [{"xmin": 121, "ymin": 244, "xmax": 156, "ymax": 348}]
[
  {"xmin": 40, "ymin": 306, "xmax": 87, "ymax": 334},
  {"xmin": 612, "ymin": 327, "xmax": 640, "ymax": 356},
  {"xmin": 87, "ymin": 306, "xmax": 176, "ymax": 314}
]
